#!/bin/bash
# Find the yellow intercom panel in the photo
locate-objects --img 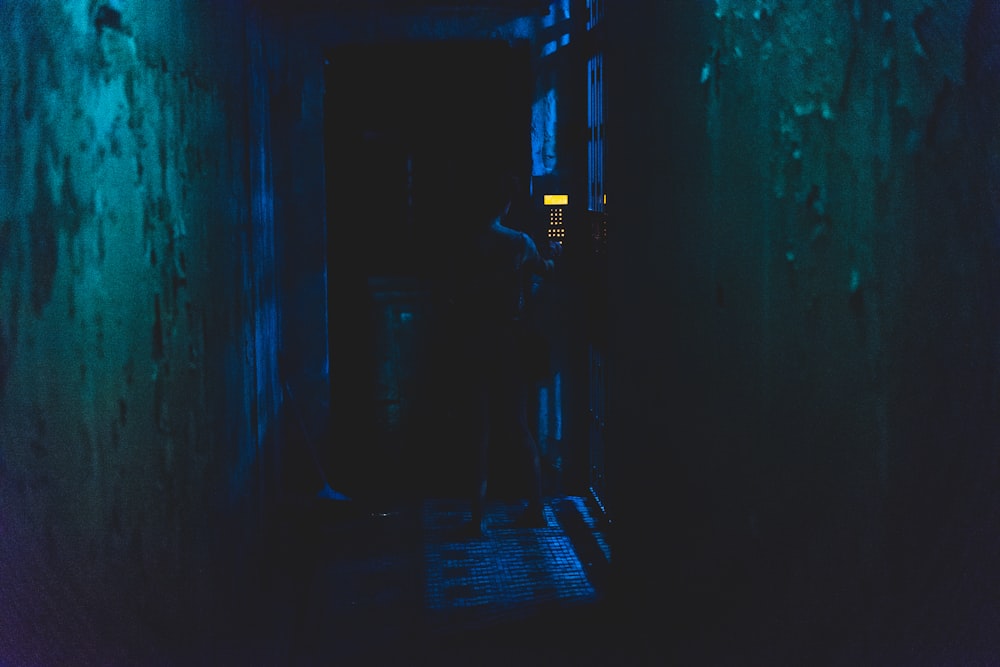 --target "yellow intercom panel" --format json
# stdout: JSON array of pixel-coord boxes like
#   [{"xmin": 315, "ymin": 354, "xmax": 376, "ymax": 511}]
[{"xmin": 544, "ymin": 194, "xmax": 568, "ymax": 242}]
